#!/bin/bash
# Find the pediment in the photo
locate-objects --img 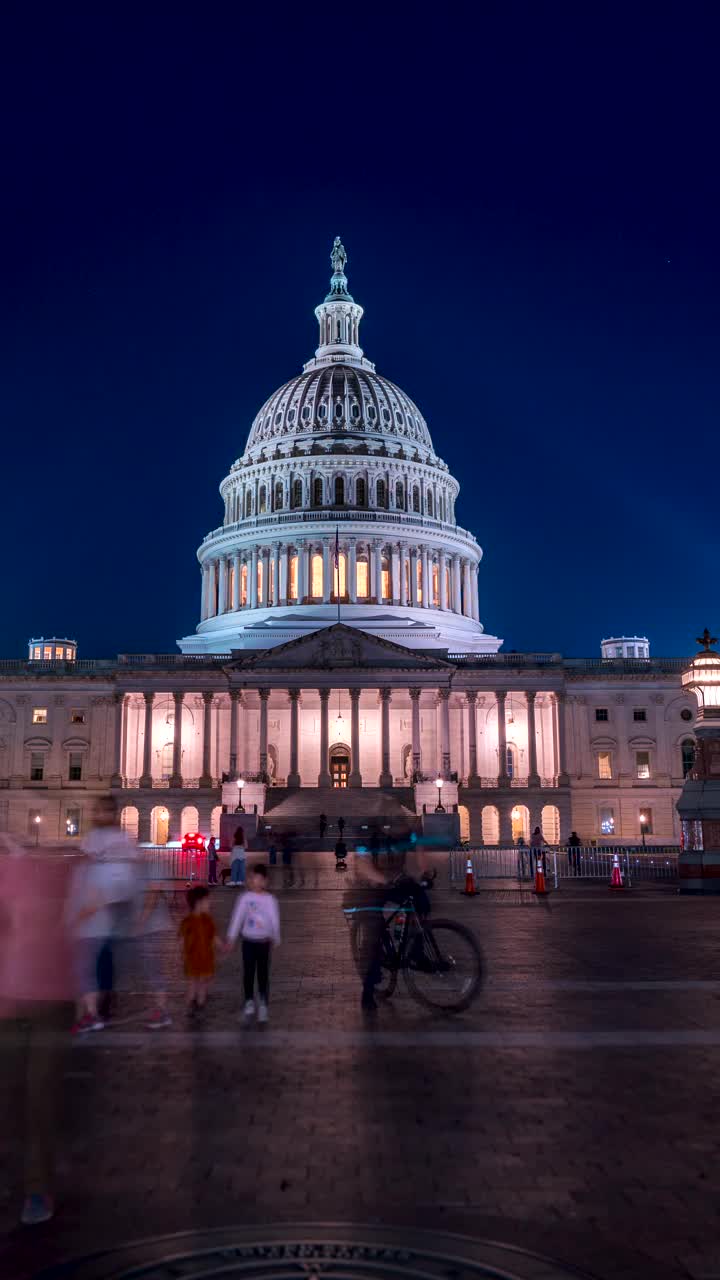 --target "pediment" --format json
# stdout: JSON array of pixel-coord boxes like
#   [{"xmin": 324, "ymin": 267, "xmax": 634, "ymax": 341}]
[{"xmin": 232, "ymin": 624, "xmax": 453, "ymax": 672}]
